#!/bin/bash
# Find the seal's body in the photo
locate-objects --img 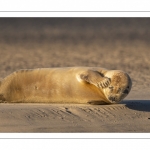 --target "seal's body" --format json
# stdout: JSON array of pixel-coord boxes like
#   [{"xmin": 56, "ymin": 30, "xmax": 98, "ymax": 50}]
[{"xmin": 0, "ymin": 67, "xmax": 132, "ymax": 104}]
